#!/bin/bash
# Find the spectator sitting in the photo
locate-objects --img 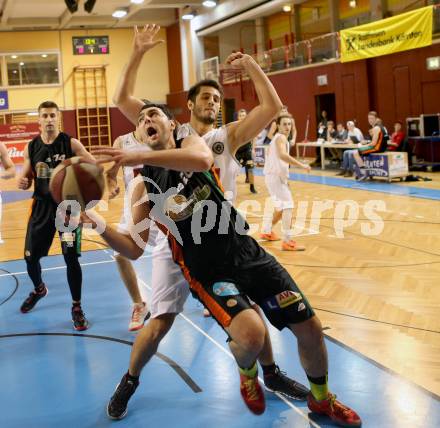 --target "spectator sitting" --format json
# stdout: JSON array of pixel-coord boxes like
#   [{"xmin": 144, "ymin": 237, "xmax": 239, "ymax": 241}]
[
  {"xmin": 344, "ymin": 120, "xmax": 364, "ymax": 144},
  {"xmin": 387, "ymin": 121, "xmax": 405, "ymax": 151},
  {"xmin": 336, "ymin": 121, "xmax": 365, "ymax": 177},
  {"xmin": 335, "ymin": 122, "xmax": 348, "ymax": 141},
  {"xmin": 326, "ymin": 121, "xmax": 341, "ymax": 161}
]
